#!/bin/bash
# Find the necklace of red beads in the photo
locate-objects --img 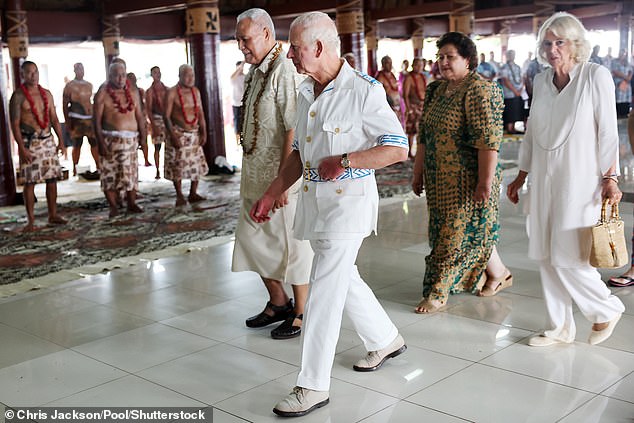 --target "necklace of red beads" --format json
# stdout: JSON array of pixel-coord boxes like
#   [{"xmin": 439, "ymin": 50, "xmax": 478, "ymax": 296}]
[
  {"xmin": 106, "ymin": 80, "xmax": 135, "ymax": 114},
  {"xmin": 380, "ymin": 70, "xmax": 399, "ymax": 92},
  {"xmin": 20, "ymin": 84, "xmax": 49, "ymax": 129},
  {"xmin": 177, "ymin": 84, "xmax": 198, "ymax": 125}
]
